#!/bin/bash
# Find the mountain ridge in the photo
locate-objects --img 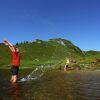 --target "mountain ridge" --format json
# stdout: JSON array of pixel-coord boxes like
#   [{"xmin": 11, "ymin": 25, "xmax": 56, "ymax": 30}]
[{"xmin": 0, "ymin": 38, "xmax": 100, "ymax": 68}]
